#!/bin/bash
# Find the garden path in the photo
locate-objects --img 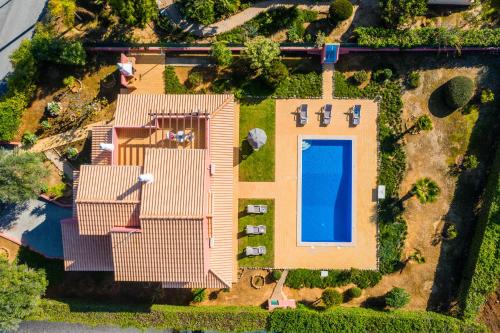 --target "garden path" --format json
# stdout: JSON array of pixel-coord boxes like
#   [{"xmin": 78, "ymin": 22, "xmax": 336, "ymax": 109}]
[
  {"xmin": 158, "ymin": 0, "xmax": 330, "ymax": 37},
  {"xmin": 271, "ymin": 269, "xmax": 289, "ymax": 300},
  {"xmin": 322, "ymin": 63, "xmax": 334, "ymax": 98},
  {"xmin": 30, "ymin": 120, "xmax": 108, "ymax": 152}
]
